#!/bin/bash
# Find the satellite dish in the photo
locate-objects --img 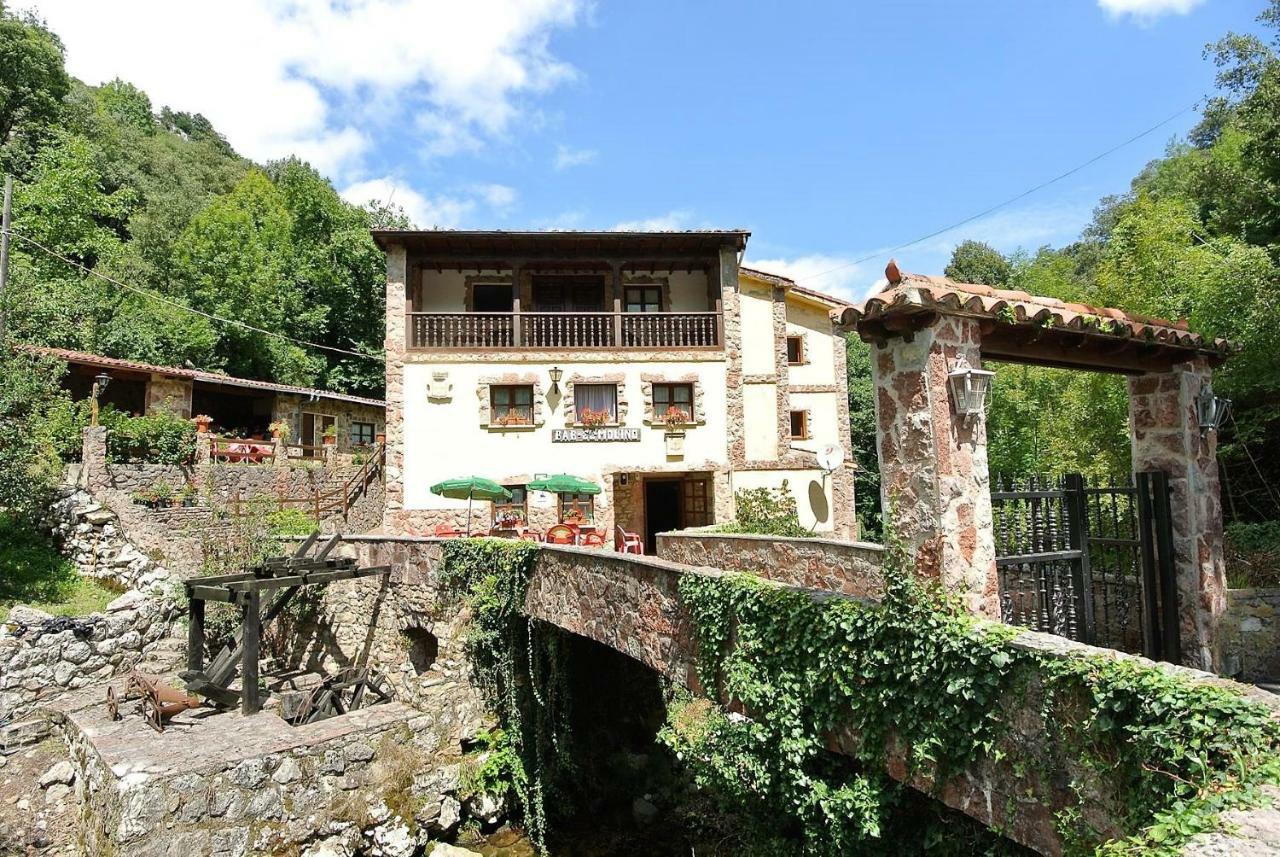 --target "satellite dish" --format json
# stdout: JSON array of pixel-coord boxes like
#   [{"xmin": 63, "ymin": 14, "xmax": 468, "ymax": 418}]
[{"xmin": 816, "ymin": 443, "xmax": 845, "ymax": 474}]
